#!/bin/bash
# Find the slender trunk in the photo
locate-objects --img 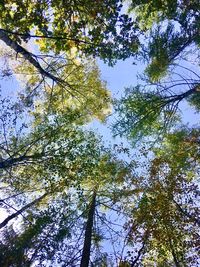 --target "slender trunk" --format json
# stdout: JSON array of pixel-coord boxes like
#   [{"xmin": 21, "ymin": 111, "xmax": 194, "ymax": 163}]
[
  {"xmin": 176, "ymin": 87, "xmax": 199, "ymax": 100},
  {"xmin": 168, "ymin": 35, "xmax": 195, "ymax": 63},
  {"xmin": 0, "ymin": 30, "xmax": 61, "ymax": 84},
  {"xmin": 131, "ymin": 230, "xmax": 148, "ymax": 267},
  {"xmin": 0, "ymin": 154, "xmax": 40, "ymax": 169},
  {"xmin": 130, "ymin": 242, "xmax": 145, "ymax": 267},
  {"xmin": 166, "ymin": 87, "xmax": 198, "ymax": 105},
  {"xmin": 80, "ymin": 190, "xmax": 96, "ymax": 267},
  {"xmin": 173, "ymin": 199, "xmax": 200, "ymax": 227},
  {"xmin": 0, "ymin": 192, "xmax": 47, "ymax": 229},
  {"xmin": 168, "ymin": 237, "xmax": 181, "ymax": 267}
]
